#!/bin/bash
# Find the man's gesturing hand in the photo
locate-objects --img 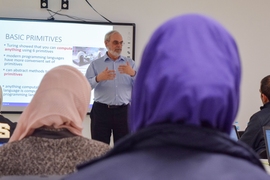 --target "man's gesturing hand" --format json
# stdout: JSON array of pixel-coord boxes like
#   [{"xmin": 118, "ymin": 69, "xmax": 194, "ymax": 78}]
[
  {"xmin": 118, "ymin": 62, "xmax": 136, "ymax": 76},
  {"xmin": 96, "ymin": 67, "xmax": 116, "ymax": 82}
]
